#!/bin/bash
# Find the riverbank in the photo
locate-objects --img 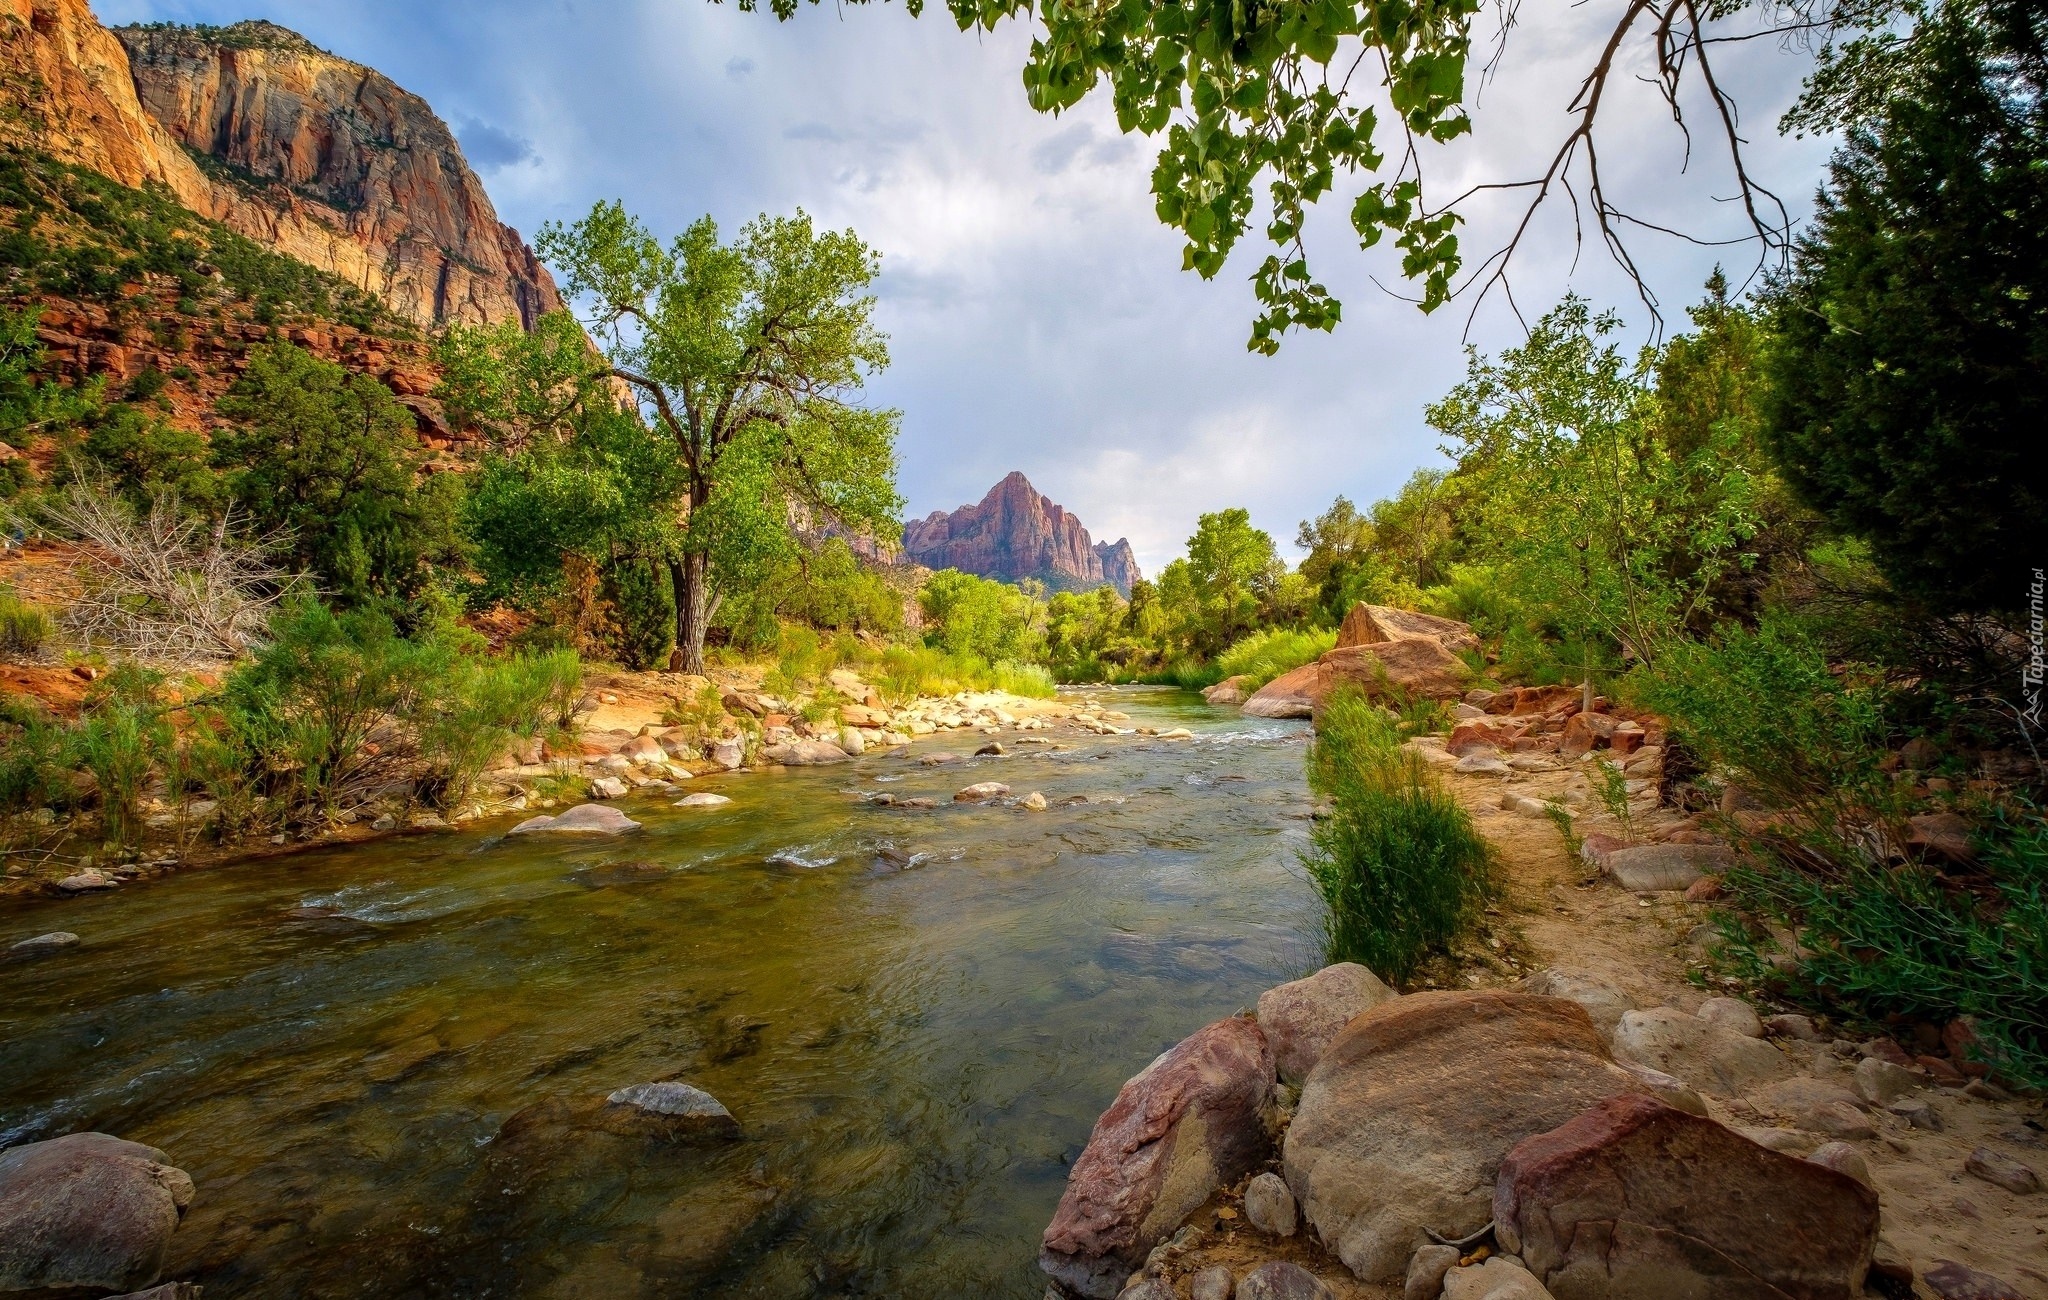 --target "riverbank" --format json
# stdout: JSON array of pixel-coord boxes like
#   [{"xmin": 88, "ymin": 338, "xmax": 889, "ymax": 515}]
[
  {"xmin": 1038, "ymin": 720, "xmax": 2048, "ymax": 1300},
  {"xmin": 0, "ymin": 661, "xmax": 1158, "ymax": 907}
]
